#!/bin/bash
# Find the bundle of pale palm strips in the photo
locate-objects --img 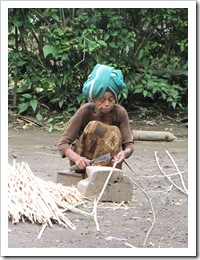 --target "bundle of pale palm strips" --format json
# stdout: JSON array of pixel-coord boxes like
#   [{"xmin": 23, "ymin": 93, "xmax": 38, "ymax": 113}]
[{"xmin": 8, "ymin": 160, "xmax": 89, "ymax": 239}]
